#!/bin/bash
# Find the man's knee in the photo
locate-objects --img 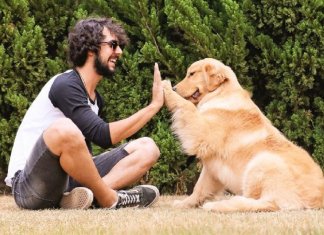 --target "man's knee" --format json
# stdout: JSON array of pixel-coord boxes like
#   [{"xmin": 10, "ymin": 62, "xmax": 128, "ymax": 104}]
[
  {"xmin": 125, "ymin": 137, "xmax": 160, "ymax": 163},
  {"xmin": 43, "ymin": 118, "xmax": 85, "ymax": 154}
]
